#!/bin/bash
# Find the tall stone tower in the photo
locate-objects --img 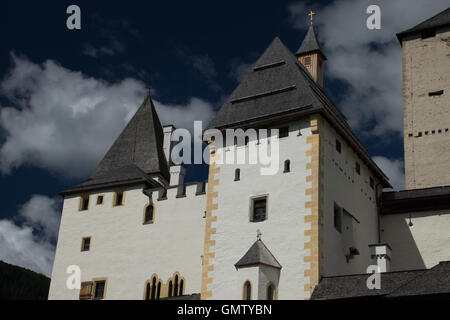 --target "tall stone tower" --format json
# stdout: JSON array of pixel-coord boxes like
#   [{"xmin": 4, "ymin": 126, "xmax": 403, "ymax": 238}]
[{"xmin": 397, "ymin": 8, "xmax": 450, "ymax": 190}]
